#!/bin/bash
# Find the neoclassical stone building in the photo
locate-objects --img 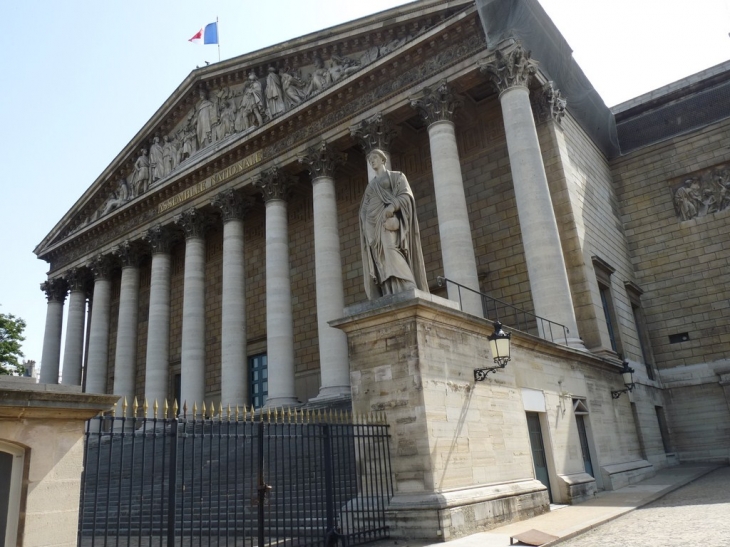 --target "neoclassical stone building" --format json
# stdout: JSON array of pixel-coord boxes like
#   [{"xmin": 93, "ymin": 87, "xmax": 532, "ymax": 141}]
[{"xmin": 33, "ymin": 0, "xmax": 729, "ymax": 537}]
